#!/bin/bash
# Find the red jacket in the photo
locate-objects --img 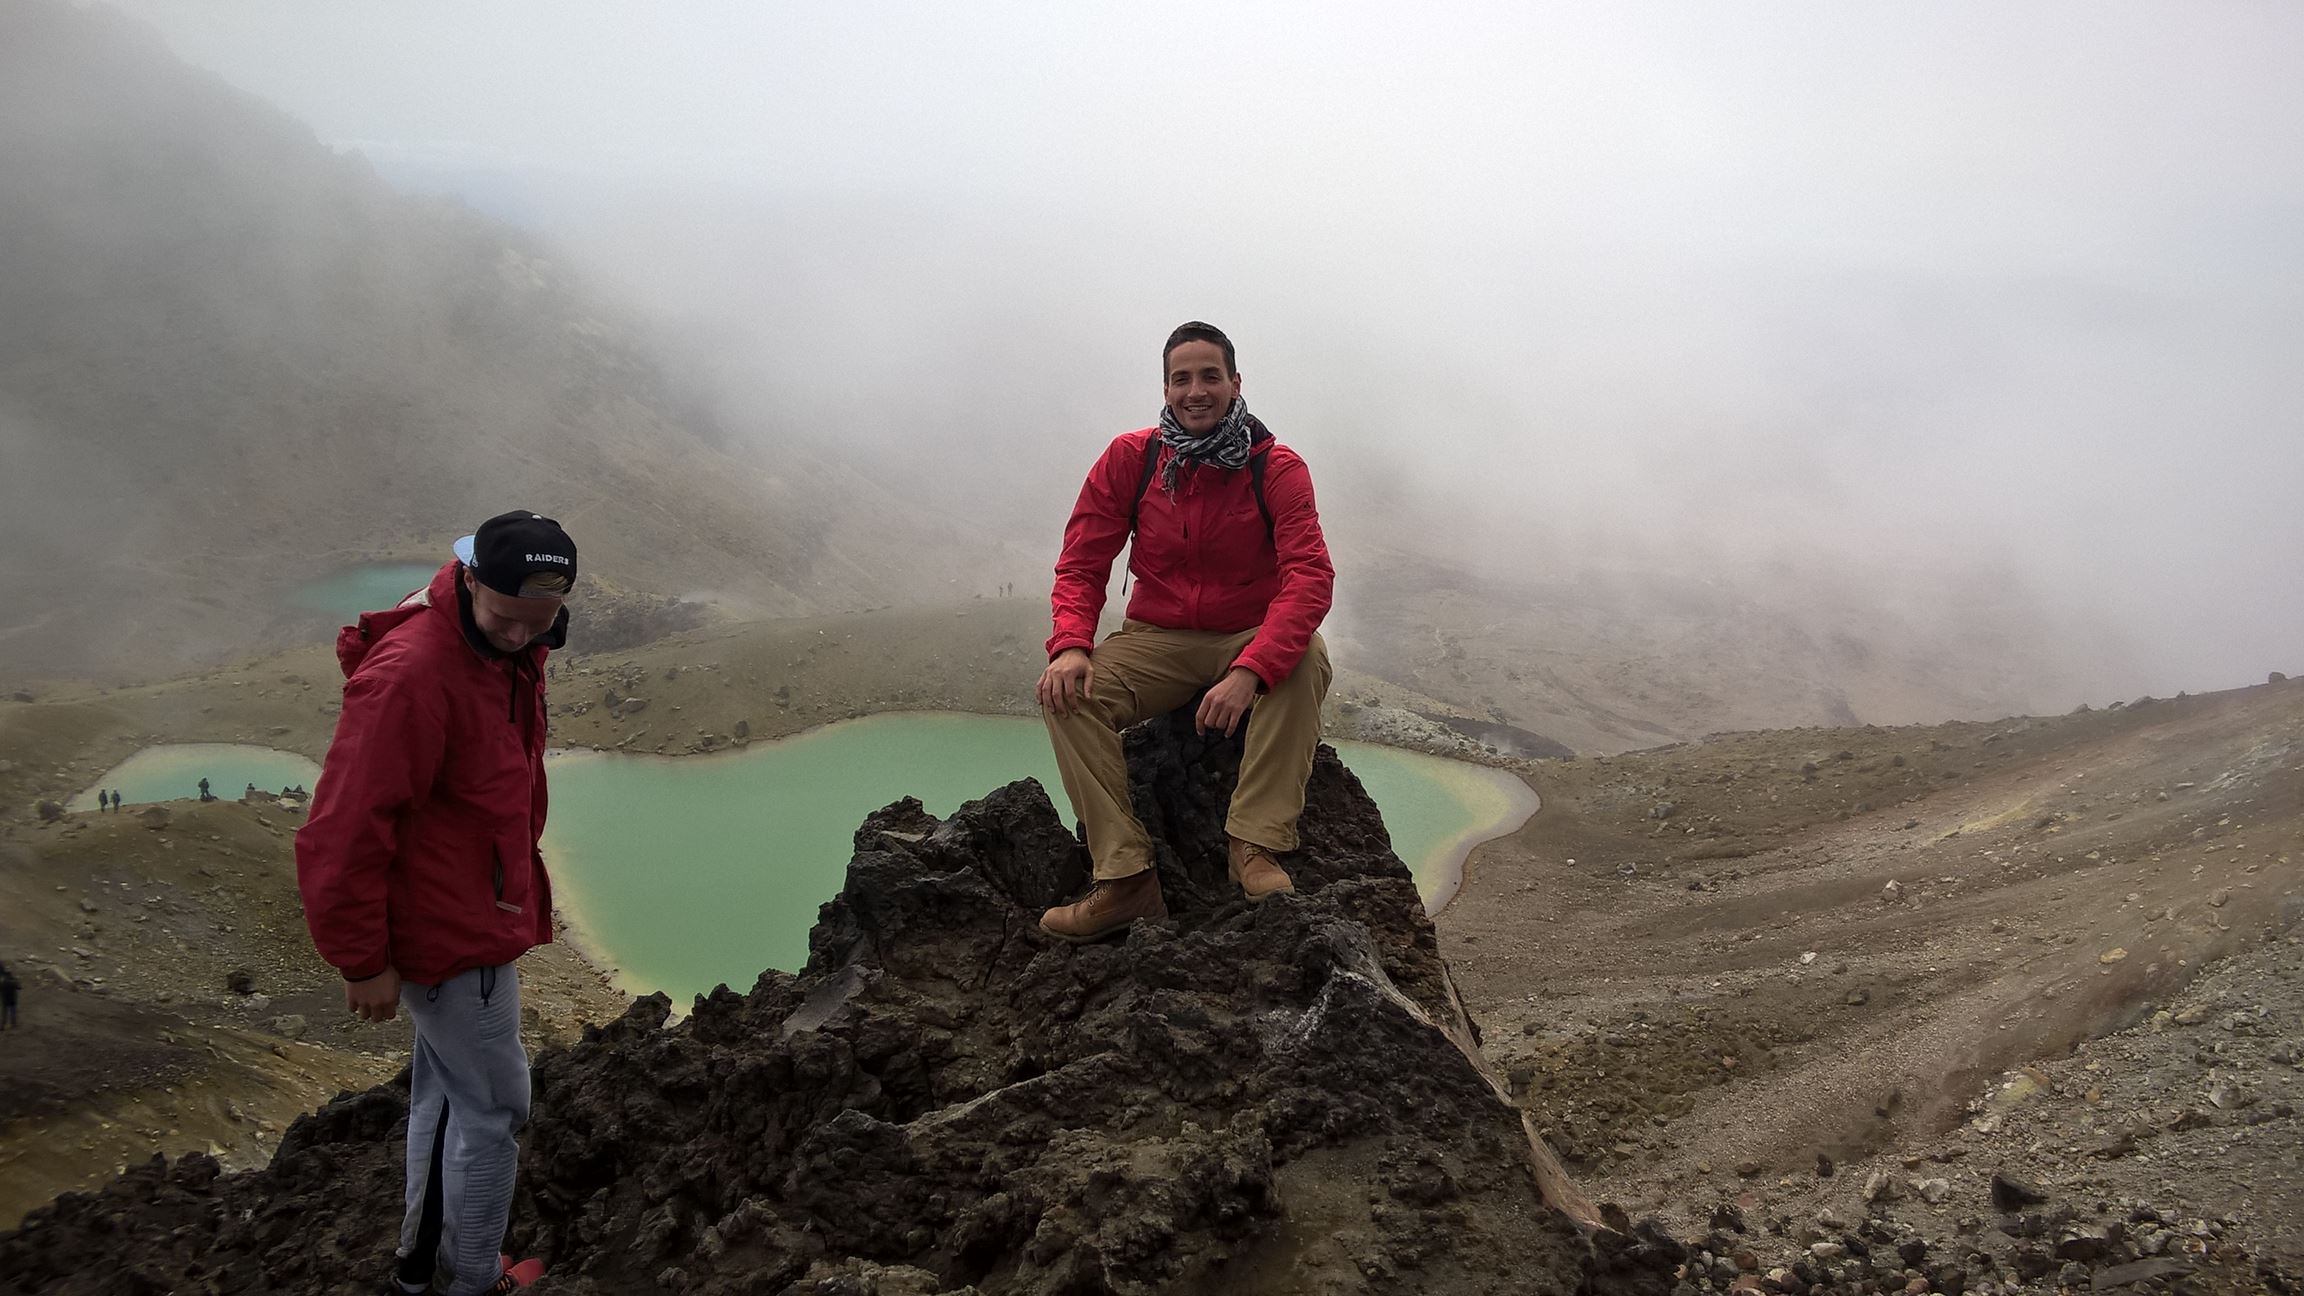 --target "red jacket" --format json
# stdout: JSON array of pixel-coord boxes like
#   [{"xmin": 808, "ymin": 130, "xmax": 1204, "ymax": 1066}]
[
  {"xmin": 1049, "ymin": 428, "xmax": 1335, "ymax": 686},
  {"xmin": 297, "ymin": 560, "xmax": 557, "ymax": 985}
]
